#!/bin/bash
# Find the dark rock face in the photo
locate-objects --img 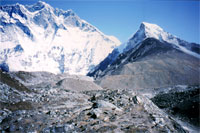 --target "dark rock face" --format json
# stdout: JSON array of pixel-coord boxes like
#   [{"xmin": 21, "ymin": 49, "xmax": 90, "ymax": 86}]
[
  {"xmin": 0, "ymin": 62, "xmax": 9, "ymax": 72},
  {"xmin": 0, "ymin": 71, "xmax": 188, "ymax": 132},
  {"xmin": 177, "ymin": 39, "xmax": 200, "ymax": 55},
  {"xmin": 190, "ymin": 43, "xmax": 200, "ymax": 54},
  {"xmin": 0, "ymin": 70, "xmax": 30, "ymax": 92},
  {"xmin": 87, "ymin": 48, "xmax": 120, "ymax": 78},
  {"xmin": 93, "ymin": 38, "xmax": 200, "ymax": 90}
]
